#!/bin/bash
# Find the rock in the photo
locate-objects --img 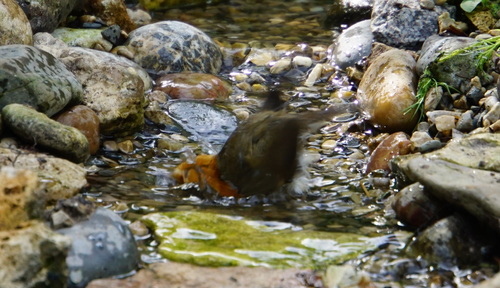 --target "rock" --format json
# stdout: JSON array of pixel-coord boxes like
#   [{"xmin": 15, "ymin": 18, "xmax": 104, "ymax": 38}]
[
  {"xmin": 0, "ymin": 167, "xmax": 44, "ymax": 230},
  {"xmin": 126, "ymin": 8, "xmax": 151, "ymax": 27},
  {"xmin": 81, "ymin": 0, "xmax": 136, "ymax": 33},
  {"xmin": 87, "ymin": 262, "xmax": 317, "ymax": 288},
  {"xmin": 0, "ymin": 221, "xmax": 72, "ymax": 288},
  {"xmin": 366, "ymin": 132, "xmax": 412, "ymax": 173},
  {"xmin": 357, "ymin": 49, "xmax": 418, "ymax": 132},
  {"xmin": 2, "ymin": 104, "xmax": 90, "ymax": 163},
  {"xmin": 466, "ymin": 10, "xmax": 496, "ymax": 33},
  {"xmin": 391, "ymin": 182, "xmax": 450, "ymax": 228},
  {"xmin": 407, "ymin": 214, "xmax": 496, "ymax": 267},
  {"xmin": 123, "ymin": 21, "xmax": 223, "ymax": 76},
  {"xmin": 55, "ymin": 105, "xmax": 101, "ymax": 155},
  {"xmin": 0, "ymin": 0, "xmax": 33, "ymax": 45},
  {"xmin": 410, "ymin": 130, "xmax": 433, "ymax": 151},
  {"xmin": 330, "ymin": 20, "xmax": 374, "ymax": 69},
  {"xmin": 166, "ymin": 101, "xmax": 238, "ymax": 148},
  {"xmin": 433, "ymin": 114, "xmax": 456, "ymax": 133},
  {"xmin": 16, "ymin": 0, "xmax": 77, "ymax": 33},
  {"xmin": 139, "ymin": 0, "xmax": 227, "ymax": 10},
  {"xmin": 141, "ymin": 211, "xmax": 384, "ymax": 268},
  {"xmin": 323, "ymin": 264, "xmax": 372, "ymax": 288},
  {"xmin": 371, "ymin": 0, "xmax": 451, "ymax": 49},
  {"xmin": 154, "ymin": 72, "xmax": 232, "ymax": 100},
  {"xmin": 0, "ymin": 45, "xmax": 83, "ymax": 116},
  {"xmin": 51, "ymin": 27, "xmax": 114, "ymax": 51},
  {"xmin": 35, "ymin": 35, "xmax": 151, "ymax": 136},
  {"xmin": 0, "ymin": 147, "xmax": 87, "ymax": 202},
  {"xmin": 58, "ymin": 208, "xmax": 140, "ymax": 288},
  {"xmin": 397, "ymin": 156, "xmax": 500, "ymax": 234},
  {"xmin": 323, "ymin": 0, "xmax": 373, "ymax": 28},
  {"xmin": 417, "ymin": 35, "xmax": 477, "ymax": 75}
]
